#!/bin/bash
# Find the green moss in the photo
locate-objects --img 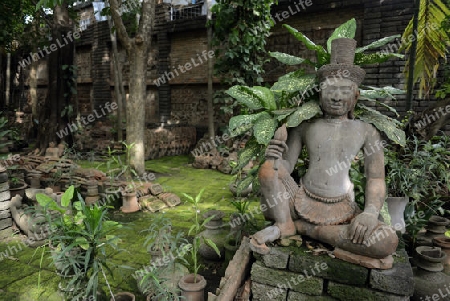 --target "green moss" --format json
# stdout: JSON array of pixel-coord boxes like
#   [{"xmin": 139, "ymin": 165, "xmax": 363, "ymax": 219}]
[{"xmin": 0, "ymin": 155, "xmax": 257, "ymax": 300}]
